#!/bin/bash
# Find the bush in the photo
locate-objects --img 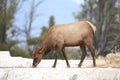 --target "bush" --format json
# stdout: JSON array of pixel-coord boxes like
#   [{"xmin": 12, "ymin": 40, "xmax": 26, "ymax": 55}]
[
  {"xmin": 11, "ymin": 47, "xmax": 30, "ymax": 58},
  {"xmin": 0, "ymin": 43, "xmax": 9, "ymax": 51}
]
